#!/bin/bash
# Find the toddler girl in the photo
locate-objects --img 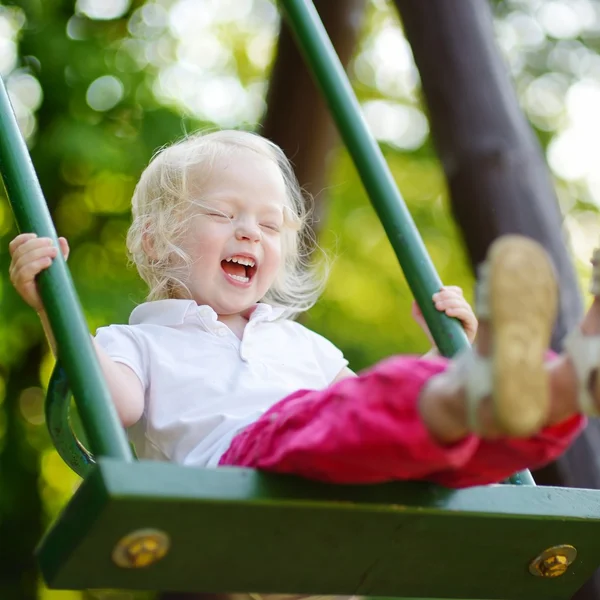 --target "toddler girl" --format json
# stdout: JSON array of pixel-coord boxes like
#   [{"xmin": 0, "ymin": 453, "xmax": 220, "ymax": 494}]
[{"xmin": 8, "ymin": 130, "xmax": 597, "ymax": 488}]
